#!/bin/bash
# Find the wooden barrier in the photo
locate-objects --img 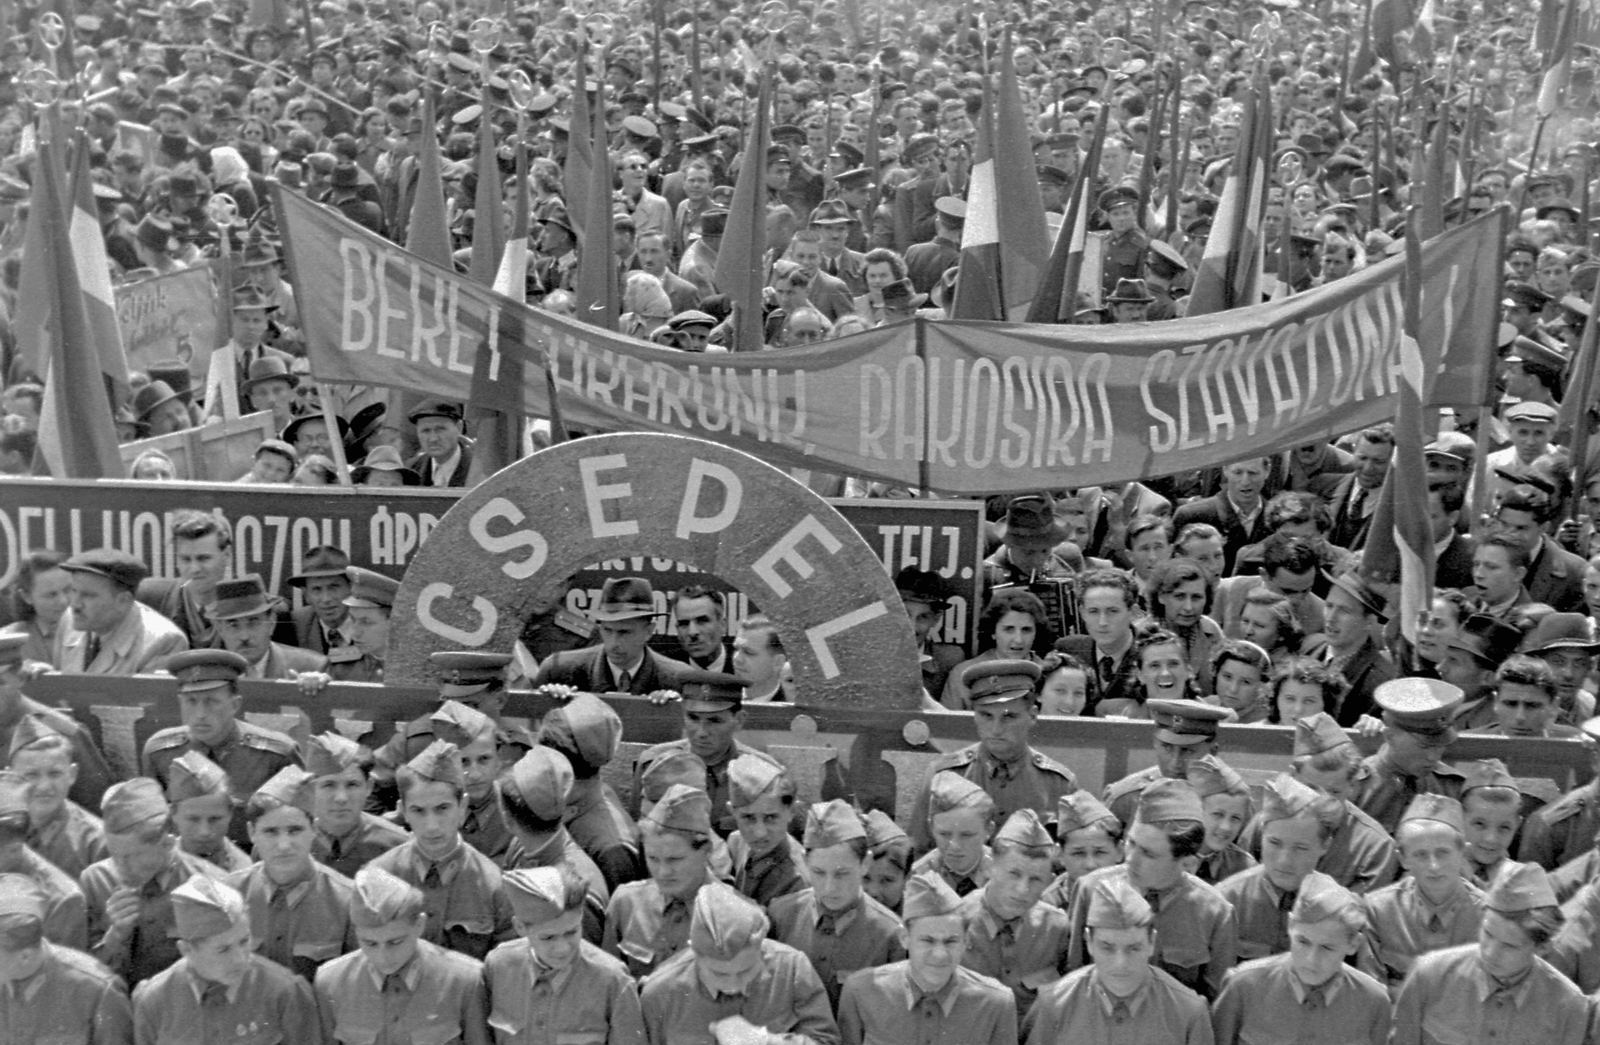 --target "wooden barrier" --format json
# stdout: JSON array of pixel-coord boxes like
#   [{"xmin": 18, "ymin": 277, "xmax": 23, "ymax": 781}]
[
  {"xmin": 27, "ymin": 674, "xmax": 1596, "ymax": 826},
  {"xmin": 118, "ymin": 411, "xmax": 276, "ymax": 481}
]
